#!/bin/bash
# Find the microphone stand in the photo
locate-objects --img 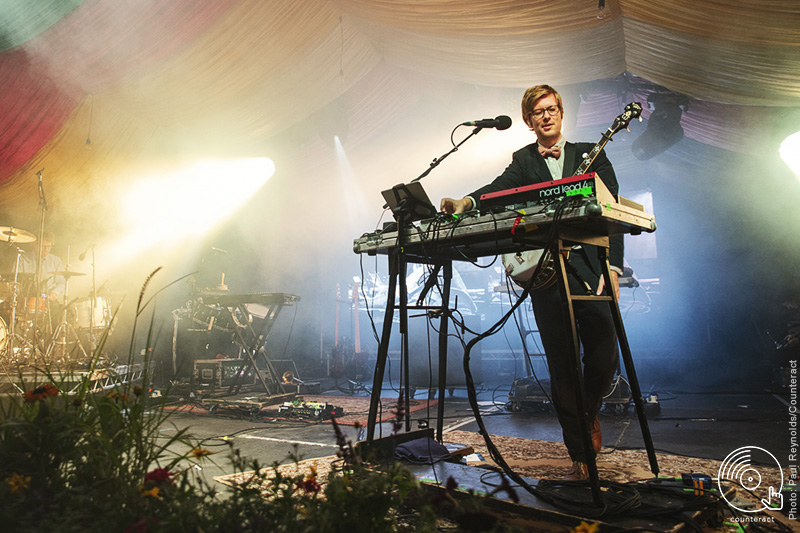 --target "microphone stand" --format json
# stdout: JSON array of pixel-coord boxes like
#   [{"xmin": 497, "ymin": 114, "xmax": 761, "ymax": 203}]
[
  {"xmin": 33, "ymin": 169, "xmax": 47, "ymax": 356},
  {"xmin": 412, "ymin": 125, "xmax": 484, "ymax": 183},
  {"xmin": 366, "ymin": 124, "xmax": 484, "ymax": 443},
  {"xmin": 381, "ymin": 125, "xmax": 485, "ymax": 209}
]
